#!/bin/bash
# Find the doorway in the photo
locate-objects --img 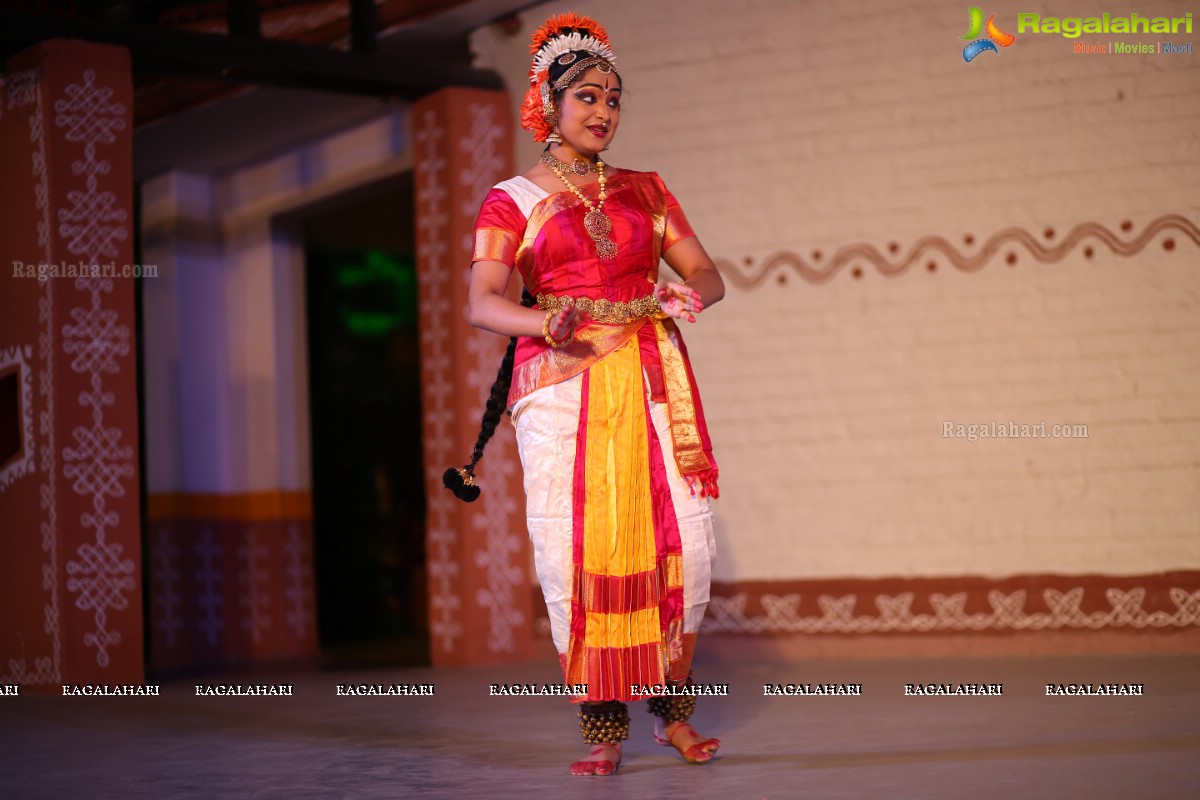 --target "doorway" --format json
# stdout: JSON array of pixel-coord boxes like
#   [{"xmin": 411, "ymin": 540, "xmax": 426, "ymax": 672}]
[{"xmin": 297, "ymin": 172, "xmax": 429, "ymax": 667}]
